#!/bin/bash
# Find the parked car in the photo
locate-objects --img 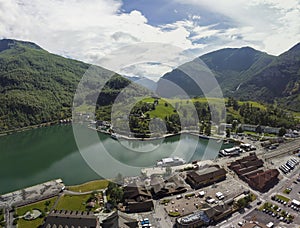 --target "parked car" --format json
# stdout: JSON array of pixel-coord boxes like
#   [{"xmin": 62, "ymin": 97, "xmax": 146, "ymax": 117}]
[{"xmin": 257, "ymin": 201, "xmax": 262, "ymax": 205}]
